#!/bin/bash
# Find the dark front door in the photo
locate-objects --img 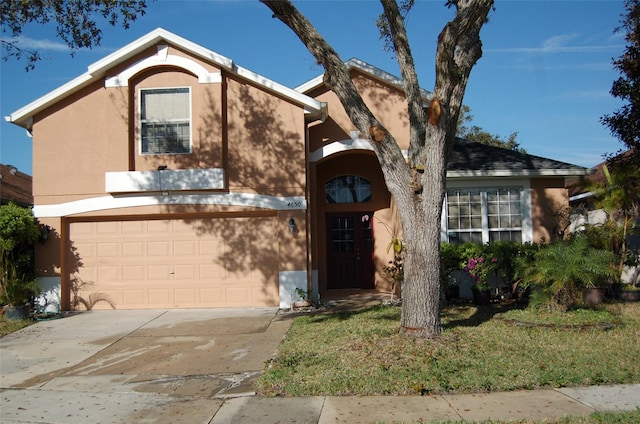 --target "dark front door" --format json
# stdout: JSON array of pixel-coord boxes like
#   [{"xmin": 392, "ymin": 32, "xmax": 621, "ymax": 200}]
[{"xmin": 326, "ymin": 213, "xmax": 374, "ymax": 289}]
